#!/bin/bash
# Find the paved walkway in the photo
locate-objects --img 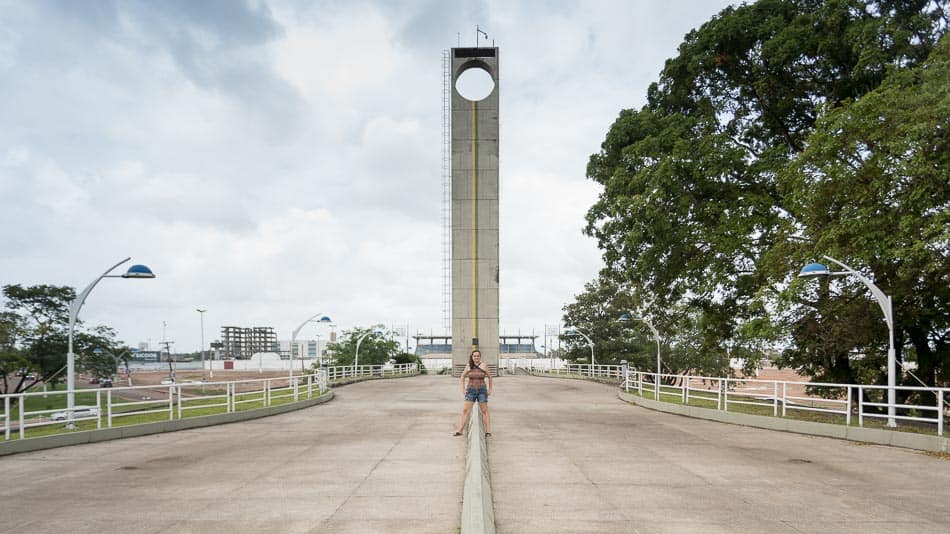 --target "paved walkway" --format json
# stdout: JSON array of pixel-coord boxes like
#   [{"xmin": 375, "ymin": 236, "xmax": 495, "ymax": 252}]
[
  {"xmin": 0, "ymin": 376, "xmax": 464, "ymax": 534},
  {"xmin": 2, "ymin": 374, "xmax": 948, "ymax": 533},
  {"xmin": 489, "ymin": 375, "xmax": 950, "ymax": 533}
]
